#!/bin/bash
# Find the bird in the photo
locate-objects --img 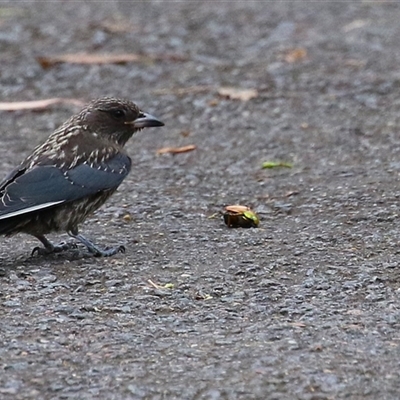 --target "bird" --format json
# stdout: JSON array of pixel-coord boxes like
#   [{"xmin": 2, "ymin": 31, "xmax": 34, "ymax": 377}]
[{"xmin": 0, "ymin": 97, "xmax": 164, "ymax": 256}]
